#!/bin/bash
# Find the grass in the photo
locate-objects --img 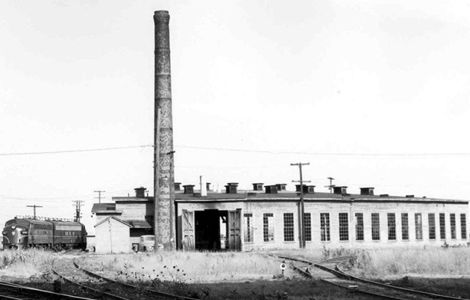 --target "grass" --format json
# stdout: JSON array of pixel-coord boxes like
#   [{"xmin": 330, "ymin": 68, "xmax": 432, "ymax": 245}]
[
  {"xmin": 82, "ymin": 251, "xmax": 284, "ymax": 283},
  {"xmin": 2, "ymin": 246, "xmax": 470, "ymax": 282},
  {"xmin": 0, "ymin": 249, "xmax": 56, "ymax": 278},
  {"xmin": 346, "ymin": 247, "xmax": 470, "ymax": 278}
]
